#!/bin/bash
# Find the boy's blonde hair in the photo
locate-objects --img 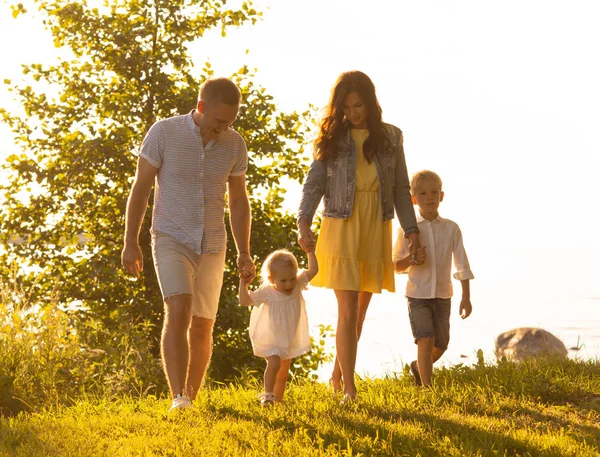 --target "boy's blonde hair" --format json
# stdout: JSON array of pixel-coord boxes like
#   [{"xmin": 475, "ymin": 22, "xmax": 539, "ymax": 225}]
[
  {"xmin": 260, "ymin": 249, "xmax": 298, "ymax": 287},
  {"xmin": 410, "ymin": 170, "xmax": 443, "ymax": 194}
]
